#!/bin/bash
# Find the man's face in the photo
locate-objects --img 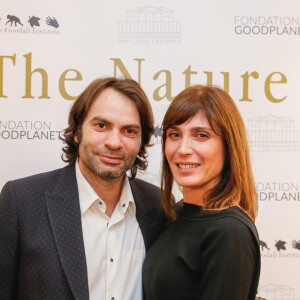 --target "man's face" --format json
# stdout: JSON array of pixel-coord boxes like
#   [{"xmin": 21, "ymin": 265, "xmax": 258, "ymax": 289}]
[{"xmin": 76, "ymin": 87, "xmax": 142, "ymax": 181}]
